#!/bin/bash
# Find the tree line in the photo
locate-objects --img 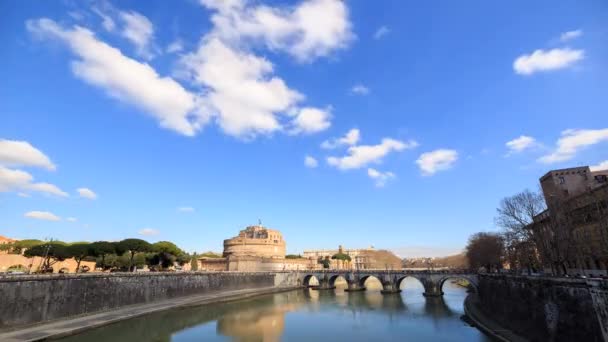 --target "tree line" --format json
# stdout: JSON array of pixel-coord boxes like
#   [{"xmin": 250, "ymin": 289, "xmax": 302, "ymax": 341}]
[
  {"xmin": 1, "ymin": 238, "xmax": 194, "ymax": 273},
  {"xmin": 466, "ymin": 189, "xmax": 548, "ymax": 273}
]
